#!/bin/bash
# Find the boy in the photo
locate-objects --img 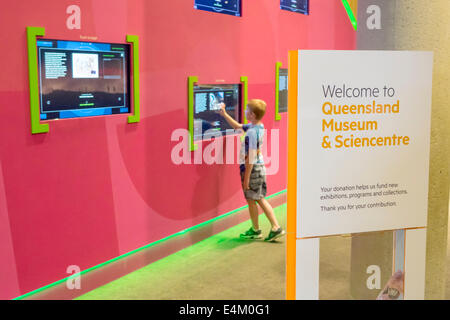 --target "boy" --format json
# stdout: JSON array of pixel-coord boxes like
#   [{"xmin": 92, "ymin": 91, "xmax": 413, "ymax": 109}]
[{"xmin": 219, "ymin": 99, "xmax": 285, "ymax": 241}]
